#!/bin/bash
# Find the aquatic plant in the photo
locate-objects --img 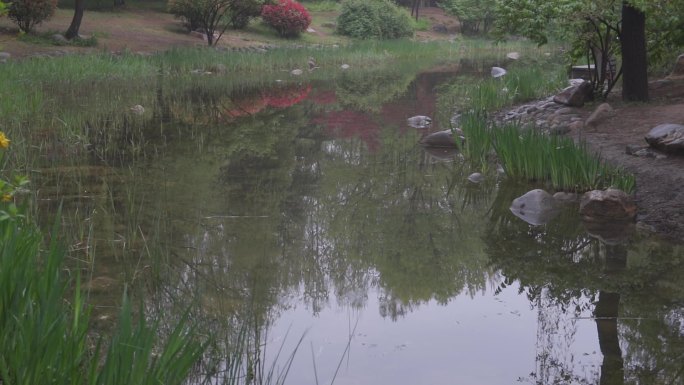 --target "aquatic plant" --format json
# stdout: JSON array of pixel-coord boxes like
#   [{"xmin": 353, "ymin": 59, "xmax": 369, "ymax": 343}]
[
  {"xmin": 0, "ymin": 206, "xmax": 205, "ymax": 385},
  {"xmin": 492, "ymin": 123, "xmax": 635, "ymax": 192}
]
